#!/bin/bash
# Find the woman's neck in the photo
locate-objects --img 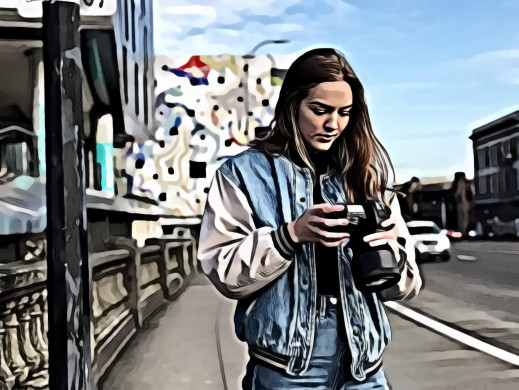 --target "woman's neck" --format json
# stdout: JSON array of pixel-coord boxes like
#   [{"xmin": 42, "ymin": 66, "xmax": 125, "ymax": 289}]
[
  {"xmin": 287, "ymin": 146, "xmax": 333, "ymax": 173},
  {"xmin": 309, "ymin": 150, "xmax": 331, "ymax": 174}
]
